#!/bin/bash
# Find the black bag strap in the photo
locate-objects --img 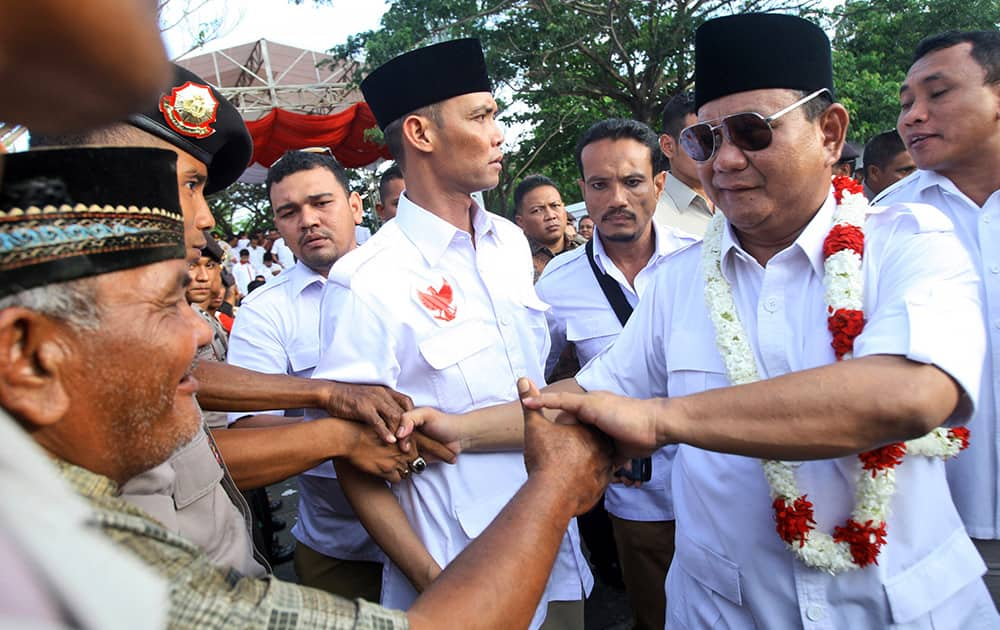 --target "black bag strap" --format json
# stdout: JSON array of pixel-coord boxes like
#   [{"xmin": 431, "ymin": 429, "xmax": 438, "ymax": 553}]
[{"xmin": 585, "ymin": 238, "xmax": 633, "ymax": 327}]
